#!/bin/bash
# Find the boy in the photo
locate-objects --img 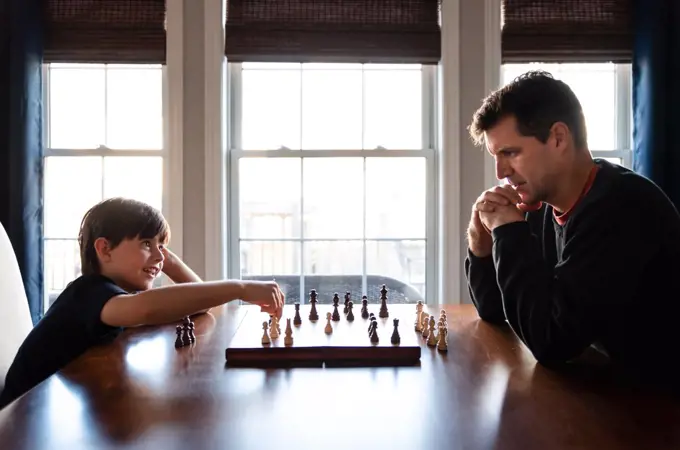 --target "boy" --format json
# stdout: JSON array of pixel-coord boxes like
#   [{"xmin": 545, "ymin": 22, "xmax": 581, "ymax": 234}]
[{"xmin": 0, "ymin": 197, "xmax": 284, "ymax": 409}]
